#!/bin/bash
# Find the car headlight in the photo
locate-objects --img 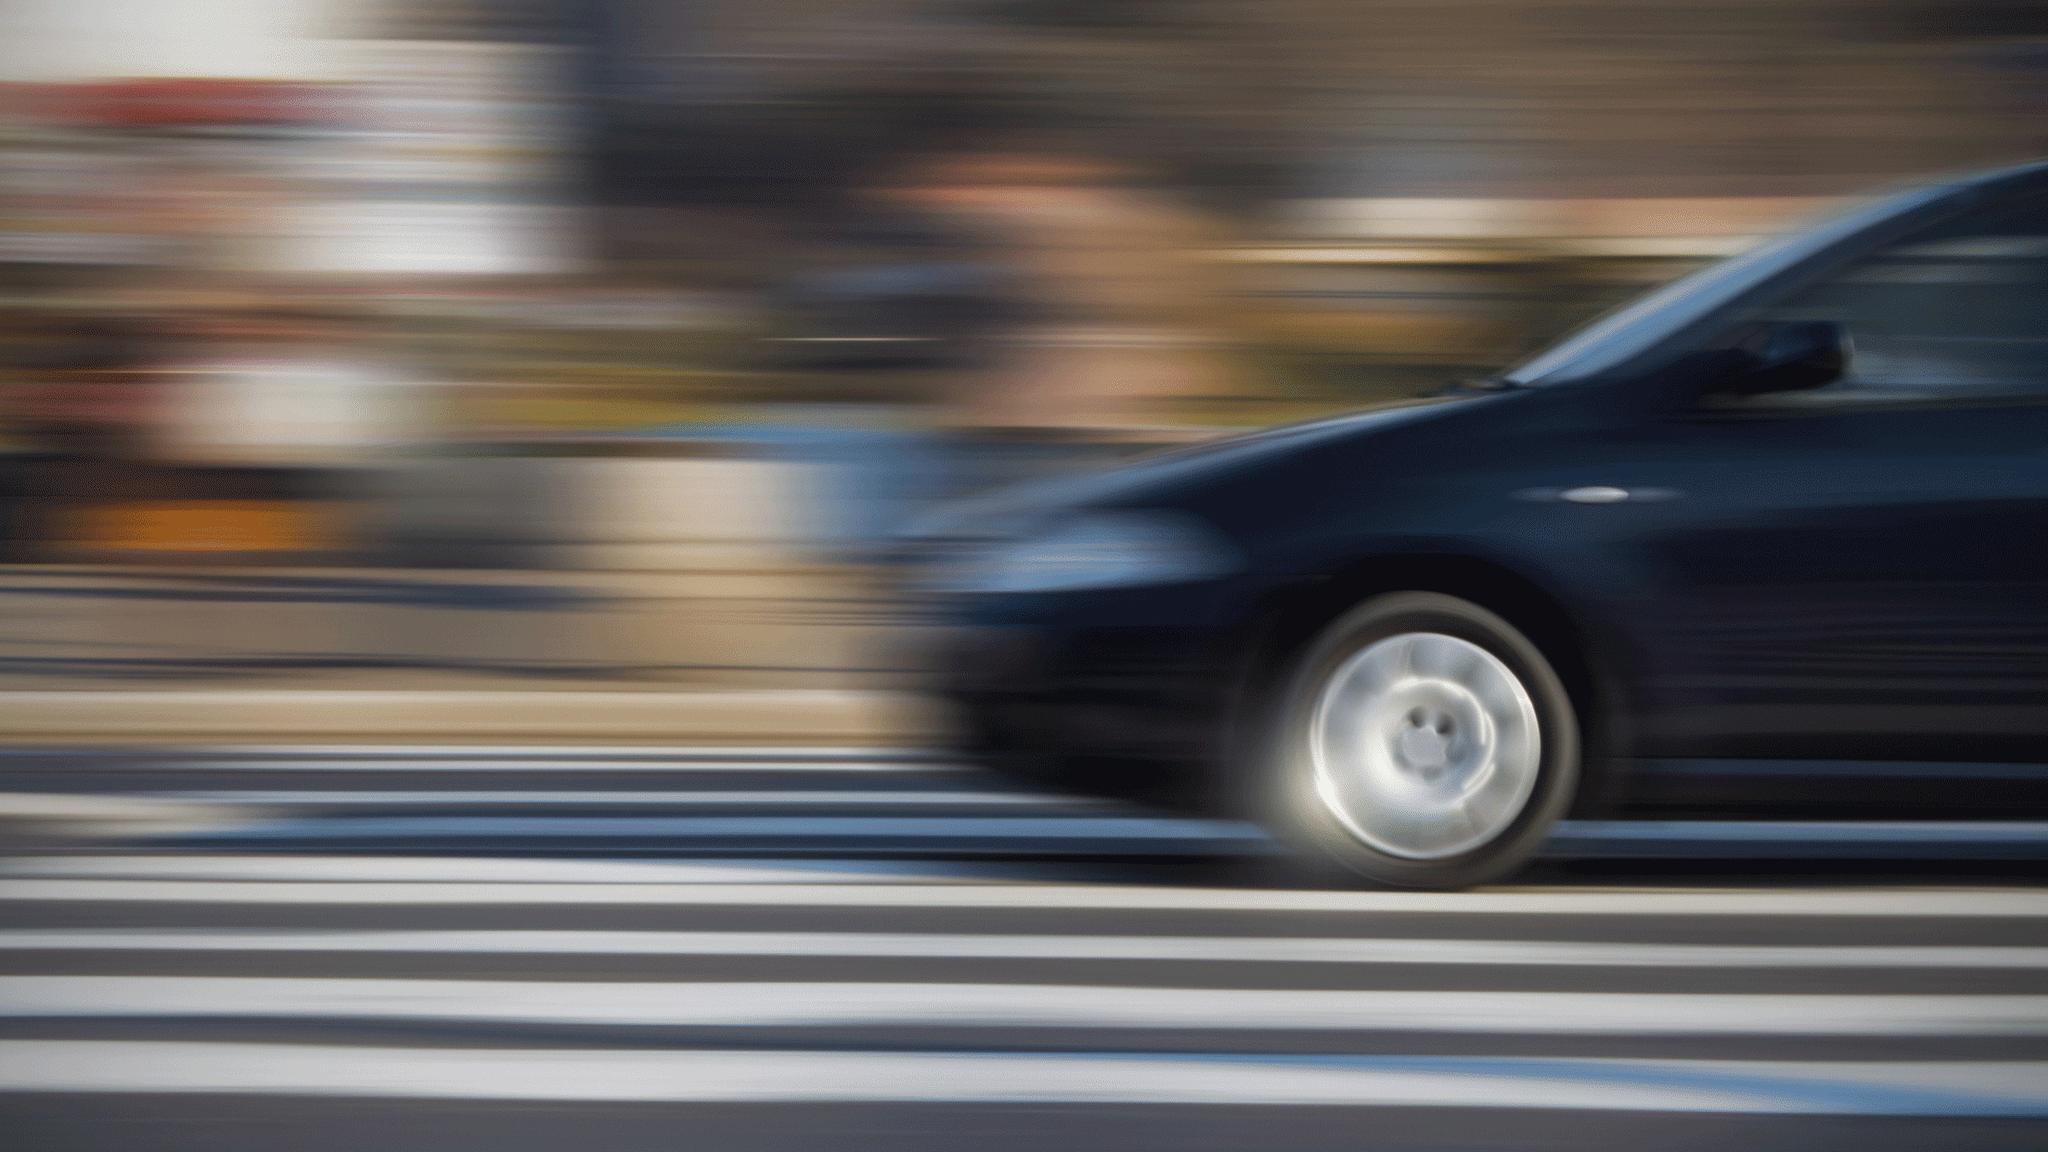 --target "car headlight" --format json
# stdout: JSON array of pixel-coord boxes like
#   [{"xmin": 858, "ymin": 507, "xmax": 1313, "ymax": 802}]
[{"xmin": 940, "ymin": 512, "xmax": 1239, "ymax": 594}]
